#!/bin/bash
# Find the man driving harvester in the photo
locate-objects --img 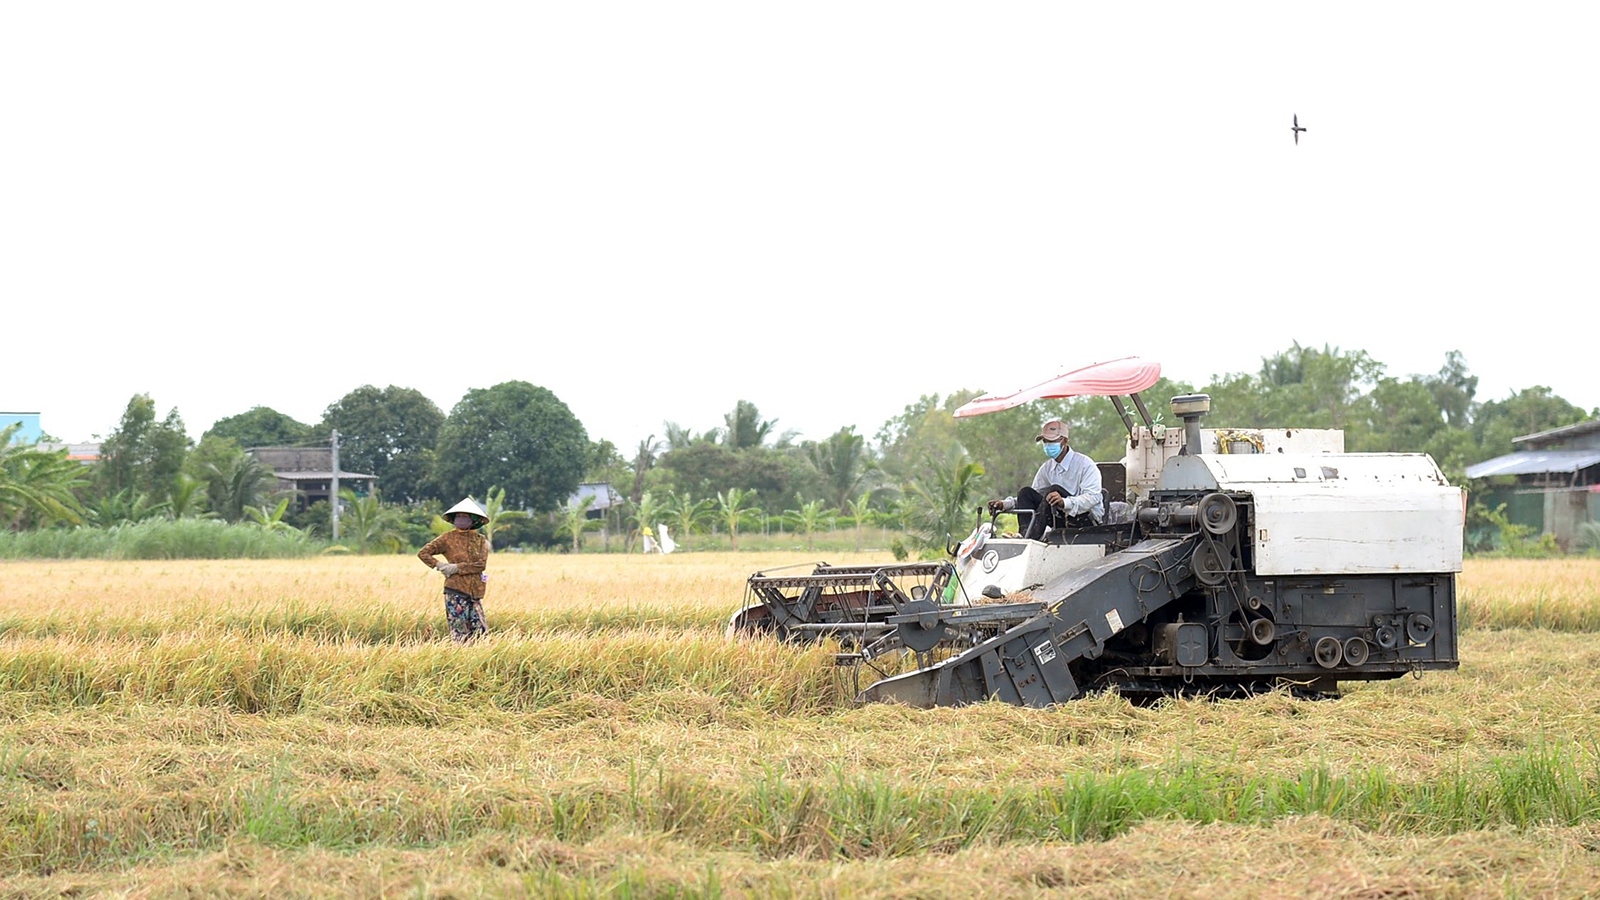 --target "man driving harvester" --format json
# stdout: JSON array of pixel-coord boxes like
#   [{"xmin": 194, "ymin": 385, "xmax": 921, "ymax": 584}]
[{"xmin": 987, "ymin": 418, "xmax": 1104, "ymax": 540}]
